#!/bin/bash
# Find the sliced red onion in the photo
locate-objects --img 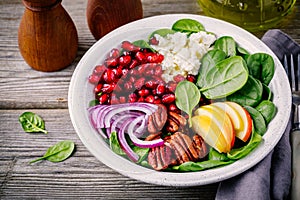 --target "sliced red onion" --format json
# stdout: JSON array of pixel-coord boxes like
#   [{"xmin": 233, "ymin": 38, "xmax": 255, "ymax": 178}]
[
  {"xmin": 118, "ymin": 119, "xmax": 139, "ymax": 162},
  {"xmin": 127, "ymin": 116, "xmax": 164, "ymax": 148},
  {"xmin": 103, "ymin": 104, "xmax": 157, "ymax": 128}
]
